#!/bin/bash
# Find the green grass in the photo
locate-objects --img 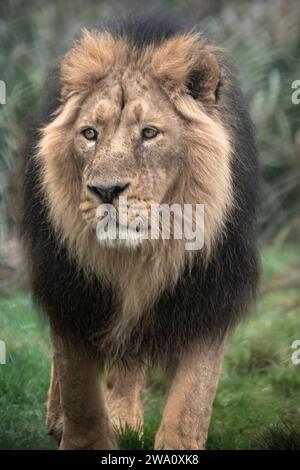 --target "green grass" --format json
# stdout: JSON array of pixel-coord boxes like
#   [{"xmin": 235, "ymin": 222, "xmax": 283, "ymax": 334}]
[{"xmin": 0, "ymin": 245, "xmax": 300, "ymax": 450}]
